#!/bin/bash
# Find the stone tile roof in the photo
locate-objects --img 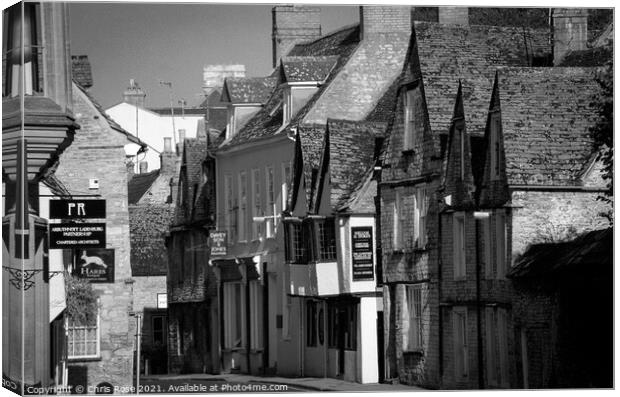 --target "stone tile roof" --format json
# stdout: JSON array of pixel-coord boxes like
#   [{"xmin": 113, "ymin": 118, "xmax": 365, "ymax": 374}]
[
  {"xmin": 74, "ymin": 82, "xmax": 148, "ymax": 149},
  {"xmin": 559, "ymin": 46, "xmax": 612, "ymax": 67},
  {"xmin": 280, "ymin": 56, "xmax": 339, "ymax": 83},
  {"xmin": 290, "ymin": 124, "xmax": 326, "ymax": 211},
  {"xmin": 129, "ymin": 204, "xmax": 174, "ymax": 276},
  {"xmin": 128, "ymin": 170, "xmax": 160, "ymax": 204},
  {"xmin": 402, "ymin": 21, "xmax": 551, "ymax": 137},
  {"xmin": 220, "ymin": 25, "xmax": 361, "ymax": 150},
  {"xmin": 222, "ymin": 77, "xmax": 278, "ymax": 104},
  {"xmin": 314, "ymin": 119, "xmax": 386, "ymax": 212},
  {"xmin": 495, "ymin": 67, "xmax": 600, "ymax": 186},
  {"xmin": 508, "ymin": 228, "xmax": 612, "ymax": 280}
]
